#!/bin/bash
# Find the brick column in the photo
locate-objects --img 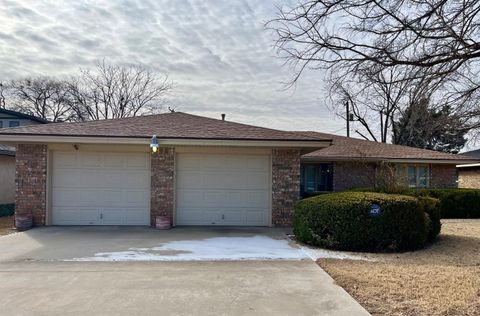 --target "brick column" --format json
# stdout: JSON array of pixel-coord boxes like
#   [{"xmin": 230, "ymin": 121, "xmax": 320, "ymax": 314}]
[
  {"xmin": 150, "ymin": 147, "xmax": 175, "ymax": 226},
  {"xmin": 272, "ymin": 149, "xmax": 301, "ymax": 226},
  {"xmin": 15, "ymin": 144, "xmax": 47, "ymax": 226}
]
